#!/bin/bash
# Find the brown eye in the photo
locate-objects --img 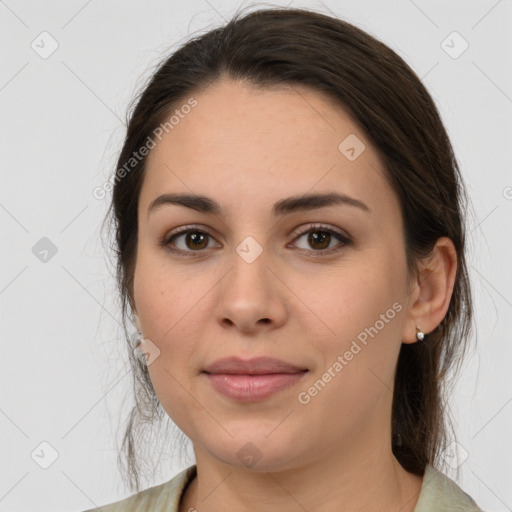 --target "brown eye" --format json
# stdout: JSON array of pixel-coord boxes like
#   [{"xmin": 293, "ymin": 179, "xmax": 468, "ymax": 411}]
[
  {"xmin": 291, "ymin": 224, "xmax": 352, "ymax": 255},
  {"xmin": 183, "ymin": 231, "xmax": 209, "ymax": 250},
  {"xmin": 306, "ymin": 230, "xmax": 331, "ymax": 250},
  {"xmin": 161, "ymin": 227, "xmax": 219, "ymax": 255}
]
